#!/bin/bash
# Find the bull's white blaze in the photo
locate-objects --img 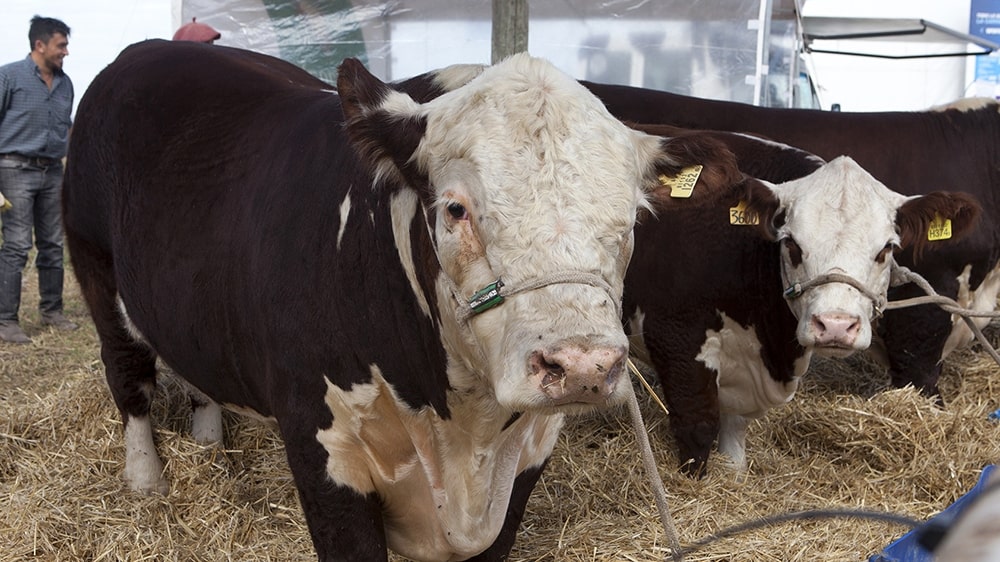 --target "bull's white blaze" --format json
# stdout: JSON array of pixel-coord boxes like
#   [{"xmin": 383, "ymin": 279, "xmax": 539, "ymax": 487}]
[
  {"xmin": 697, "ymin": 314, "xmax": 808, "ymax": 469},
  {"xmin": 123, "ymin": 415, "xmax": 168, "ymax": 495},
  {"xmin": 316, "ymin": 365, "xmax": 561, "ymax": 561},
  {"xmin": 774, "ymin": 156, "xmax": 903, "ymax": 354},
  {"xmin": 390, "ymin": 189, "xmax": 432, "ymax": 319},
  {"xmin": 942, "ymin": 263, "xmax": 1000, "ymax": 360}
]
